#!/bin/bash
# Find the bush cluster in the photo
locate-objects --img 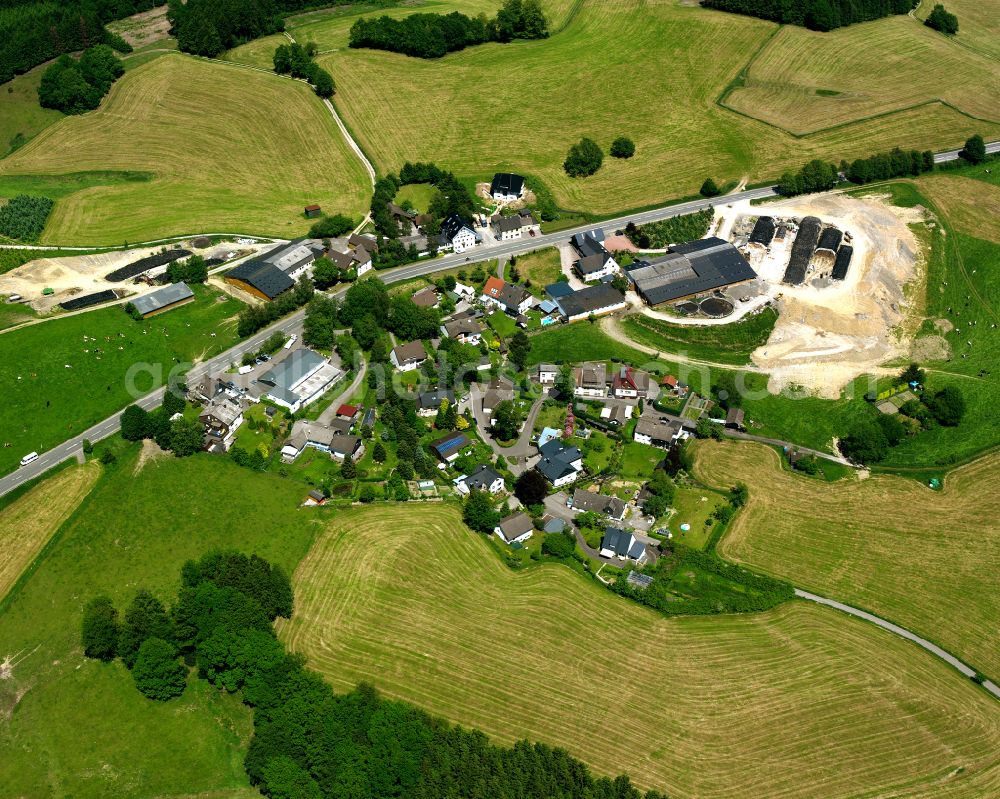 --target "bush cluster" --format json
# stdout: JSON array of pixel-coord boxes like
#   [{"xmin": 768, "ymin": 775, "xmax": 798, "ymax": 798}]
[
  {"xmin": 840, "ymin": 366, "xmax": 965, "ymax": 464},
  {"xmin": 624, "ymin": 208, "xmax": 713, "ymax": 249},
  {"xmin": 925, "ymin": 3, "xmax": 958, "ymax": 33},
  {"xmin": 236, "ymin": 275, "xmax": 314, "ymax": 337},
  {"xmin": 120, "ymin": 391, "xmax": 203, "ymax": 457},
  {"xmin": 563, "ymin": 137, "xmax": 604, "ymax": 177},
  {"xmin": 273, "ymin": 41, "xmax": 334, "ymax": 97},
  {"xmin": 165, "ymin": 254, "xmax": 209, "ymax": 284},
  {"xmin": 38, "ymin": 45, "xmax": 123, "ymax": 114},
  {"xmin": 0, "ymin": 195, "xmax": 54, "ymax": 242},
  {"xmin": 349, "ymin": 0, "xmax": 548, "ymax": 59},
  {"xmin": 614, "ymin": 544, "xmax": 795, "ymax": 616},
  {"xmin": 0, "ymin": 1, "xmax": 132, "ymax": 86},
  {"xmin": 370, "ymin": 161, "xmax": 476, "ymax": 240},
  {"xmin": 308, "ymin": 212, "xmax": 354, "ymax": 238}
]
